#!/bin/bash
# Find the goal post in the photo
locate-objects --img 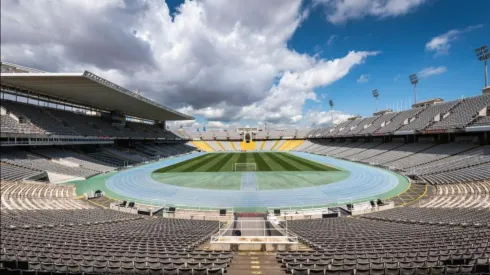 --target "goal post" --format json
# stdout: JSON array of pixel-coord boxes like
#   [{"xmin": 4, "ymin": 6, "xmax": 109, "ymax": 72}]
[{"xmin": 233, "ymin": 163, "xmax": 257, "ymax": 172}]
